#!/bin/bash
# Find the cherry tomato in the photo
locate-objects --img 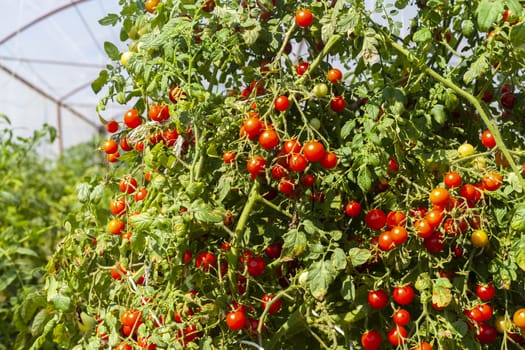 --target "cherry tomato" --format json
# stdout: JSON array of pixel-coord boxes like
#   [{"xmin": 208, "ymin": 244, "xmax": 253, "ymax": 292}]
[
  {"xmin": 120, "ymin": 137, "xmax": 132, "ymax": 152},
  {"xmin": 425, "ymin": 209, "xmax": 444, "ymax": 228},
  {"xmin": 390, "ymin": 226, "xmax": 408, "ymax": 245},
  {"xmin": 195, "ymin": 251, "xmax": 217, "ymax": 271},
  {"xmin": 477, "ymin": 303, "xmax": 493, "ymax": 321},
  {"xmin": 271, "ymin": 164, "xmax": 288, "ymax": 180},
  {"xmin": 246, "ymin": 156, "xmax": 266, "ymax": 178},
  {"xmin": 145, "ymin": 0, "xmax": 160, "ymax": 13},
  {"xmin": 119, "ymin": 176, "xmax": 137, "ymax": 194},
  {"xmin": 169, "ymin": 86, "xmax": 186, "ymax": 104},
  {"xmin": 476, "ymin": 283, "xmax": 495, "ymax": 301},
  {"xmin": 471, "ymin": 229, "xmax": 489, "ymax": 248},
  {"xmin": 108, "ymin": 218, "xmax": 125, "ymax": 235},
  {"xmin": 134, "ymin": 188, "xmax": 148, "ymax": 202},
  {"xmin": 476, "ymin": 323, "xmax": 497, "ymax": 344},
  {"xmin": 415, "ymin": 219, "xmax": 433, "ymax": 238},
  {"xmin": 243, "ymin": 114, "xmax": 262, "ymax": 138},
  {"xmin": 261, "ymin": 293, "xmax": 281, "ymax": 314},
  {"xmin": 313, "ymin": 83, "xmax": 329, "ymax": 97},
  {"xmin": 378, "ymin": 231, "xmax": 394, "ymax": 251},
  {"xmin": 368, "ymin": 289, "xmax": 388, "ymax": 309},
  {"xmin": 106, "ymin": 120, "xmax": 119, "ymax": 133},
  {"xmin": 480, "ymin": 130, "xmax": 496, "ymax": 148},
  {"xmin": 365, "ymin": 209, "xmax": 387, "ymax": 230},
  {"xmin": 283, "ymin": 139, "xmax": 301, "ymax": 154},
  {"xmin": 120, "ymin": 309, "xmax": 142, "ymax": 328},
  {"xmin": 482, "ymin": 172, "xmax": 502, "ymax": 191},
  {"xmin": 259, "ymin": 129, "xmax": 279, "ymax": 149},
  {"xmin": 386, "ymin": 211, "xmax": 406, "ymax": 228},
  {"xmin": 414, "ymin": 342, "xmax": 433, "ymax": 350},
  {"xmin": 501, "ymin": 92, "xmax": 516, "ymax": 109},
  {"xmin": 429, "ymin": 187, "xmax": 449, "ymax": 207},
  {"xmin": 387, "ymin": 326, "xmax": 407, "ymax": 346},
  {"xmin": 148, "ymin": 104, "xmax": 169, "ymax": 122},
  {"xmin": 457, "ymin": 143, "xmax": 475, "ymax": 158},
  {"xmin": 102, "ymin": 139, "xmax": 118, "ymax": 154},
  {"xmin": 279, "ymin": 178, "xmax": 295, "ymax": 196},
  {"xmin": 289, "ymin": 153, "xmax": 308, "ymax": 172},
  {"xmin": 274, "ymin": 95, "xmax": 290, "ymax": 111},
  {"xmin": 265, "ymin": 242, "xmax": 282, "ymax": 259},
  {"xmin": 225, "ymin": 308, "xmax": 246, "ymax": 330},
  {"xmin": 303, "ymin": 141, "xmax": 326, "ymax": 162},
  {"xmin": 223, "ymin": 151, "xmax": 236, "ymax": 164},
  {"xmin": 444, "ymin": 171, "xmax": 462, "ymax": 188},
  {"xmin": 330, "ymin": 95, "xmax": 346, "ymax": 112},
  {"xmin": 110, "ymin": 197, "xmax": 126, "ymax": 216},
  {"xmin": 495, "ymin": 315, "xmax": 512, "ymax": 333},
  {"xmin": 424, "ymin": 232, "xmax": 445, "ymax": 253},
  {"xmin": 393, "ymin": 308, "xmax": 411, "ymax": 326},
  {"xmin": 296, "ymin": 62, "xmax": 310, "ymax": 76},
  {"xmin": 320, "ymin": 151, "xmax": 338, "ymax": 169},
  {"xmin": 345, "ymin": 201, "xmax": 362, "ymax": 217},
  {"xmin": 300, "ymin": 173, "xmax": 315, "ymax": 187},
  {"xmin": 110, "ymin": 264, "xmax": 127, "ymax": 280},
  {"xmin": 116, "ymin": 343, "xmax": 132, "ymax": 350},
  {"xmin": 393, "ymin": 285, "xmax": 414, "ymax": 305},
  {"xmin": 295, "ymin": 8, "xmax": 313, "ymax": 27},
  {"xmin": 123, "ymin": 109, "xmax": 142, "ymax": 129},
  {"xmin": 361, "ymin": 330, "xmax": 382, "ymax": 350},
  {"xmin": 247, "ymin": 256, "xmax": 265, "ymax": 276},
  {"xmin": 327, "ymin": 68, "xmax": 343, "ymax": 83},
  {"xmin": 514, "ymin": 308, "xmax": 525, "ymax": 328}
]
